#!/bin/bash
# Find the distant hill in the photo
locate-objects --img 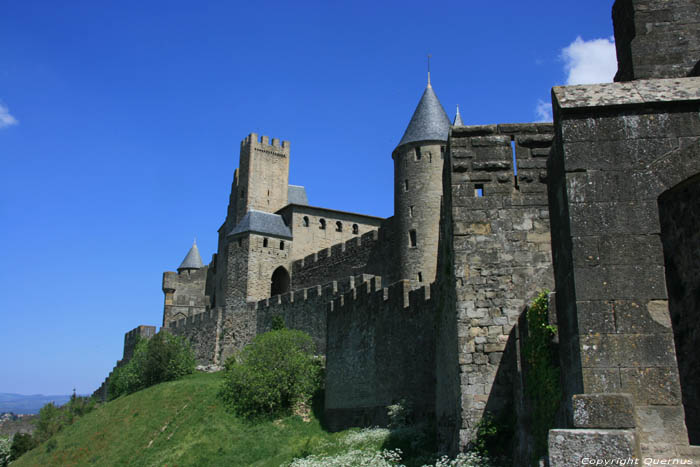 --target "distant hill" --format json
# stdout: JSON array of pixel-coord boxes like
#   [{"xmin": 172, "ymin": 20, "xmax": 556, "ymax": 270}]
[{"xmin": 0, "ymin": 393, "xmax": 72, "ymax": 414}]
